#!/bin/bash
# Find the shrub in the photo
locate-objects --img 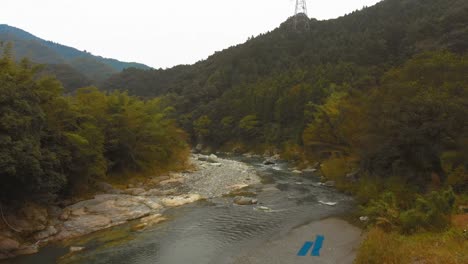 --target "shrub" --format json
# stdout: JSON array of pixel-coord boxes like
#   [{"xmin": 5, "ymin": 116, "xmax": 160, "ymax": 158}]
[
  {"xmin": 363, "ymin": 189, "xmax": 456, "ymax": 234},
  {"xmin": 399, "ymin": 189, "xmax": 455, "ymax": 233},
  {"xmin": 362, "ymin": 192, "xmax": 400, "ymax": 232}
]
